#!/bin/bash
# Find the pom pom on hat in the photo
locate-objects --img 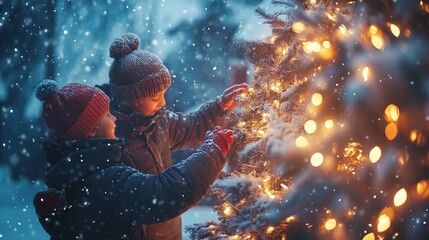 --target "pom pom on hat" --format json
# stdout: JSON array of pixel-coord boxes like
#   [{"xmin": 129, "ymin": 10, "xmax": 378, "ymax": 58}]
[
  {"xmin": 36, "ymin": 79, "xmax": 58, "ymax": 101},
  {"xmin": 109, "ymin": 32, "xmax": 140, "ymax": 60},
  {"xmin": 109, "ymin": 32, "xmax": 172, "ymax": 103}
]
